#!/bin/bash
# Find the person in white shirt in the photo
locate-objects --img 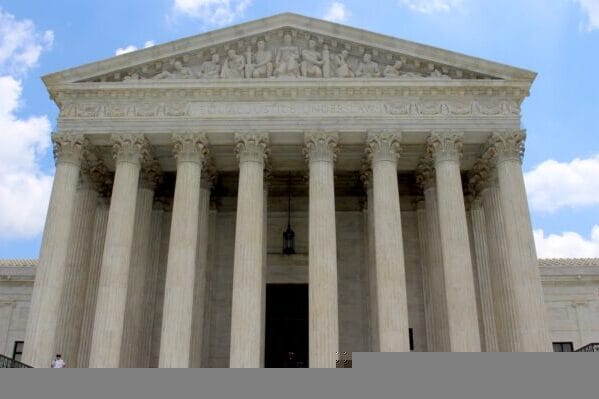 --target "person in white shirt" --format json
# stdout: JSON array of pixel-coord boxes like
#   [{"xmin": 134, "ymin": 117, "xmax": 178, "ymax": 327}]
[{"xmin": 50, "ymin": 354, "xmax": 66, "ymax": 368}]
